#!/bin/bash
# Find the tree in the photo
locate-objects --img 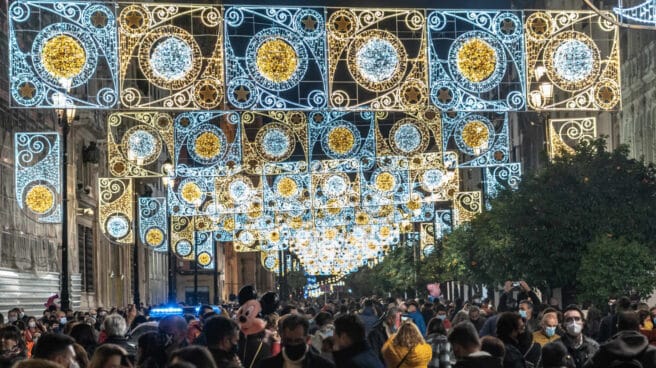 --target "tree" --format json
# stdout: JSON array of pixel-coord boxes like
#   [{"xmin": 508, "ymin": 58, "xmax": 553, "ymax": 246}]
[
  {"xmin": 441, "ymin": 139, "xmax": 656, "ymax": 303},
  {"xmin": 578, "ymin": 236, "xmax": 656, "ymax": 307}
]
